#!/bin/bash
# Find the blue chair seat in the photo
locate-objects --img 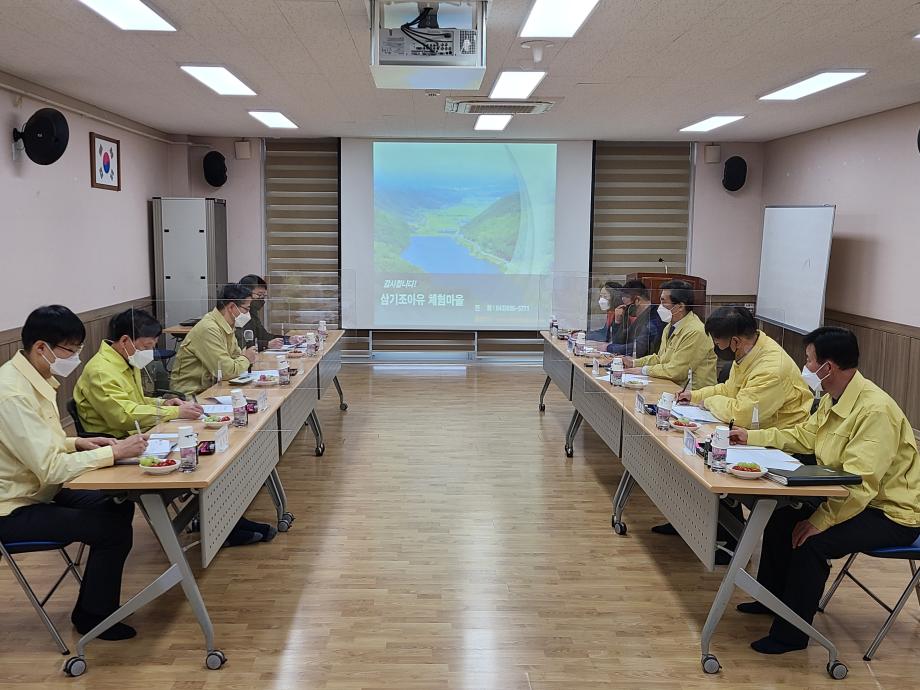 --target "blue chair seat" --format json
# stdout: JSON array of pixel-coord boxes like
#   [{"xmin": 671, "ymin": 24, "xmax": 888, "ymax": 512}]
[
  {"xmin": 4, "ymin": 540, "xmax": 72, "ymax": 554},
  {"xmin": 154, "ymin": 348, "xmax": 176, "ymax": 361},
  {"xmin": 866, "ymin": 535, "xmax": 920, "ymax": 559}
]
